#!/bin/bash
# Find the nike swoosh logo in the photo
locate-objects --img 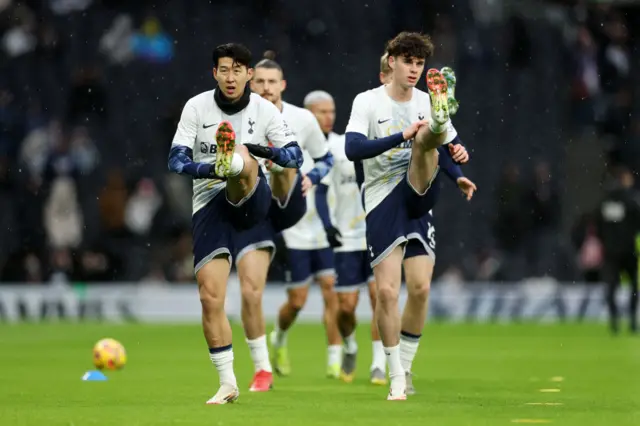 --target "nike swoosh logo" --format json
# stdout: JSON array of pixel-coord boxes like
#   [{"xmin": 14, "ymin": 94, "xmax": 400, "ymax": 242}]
[
  {"xmin": 377, "ymin": 118, "xmax": 391, "ymax": 124},
  {"xmin": 203, "ymin": 123, "xmax": 217, "ymax": 129}
]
